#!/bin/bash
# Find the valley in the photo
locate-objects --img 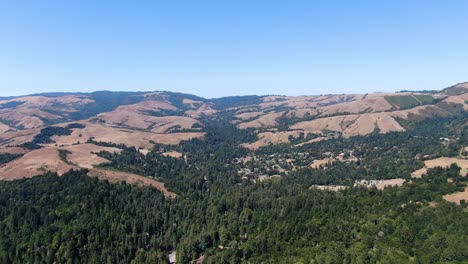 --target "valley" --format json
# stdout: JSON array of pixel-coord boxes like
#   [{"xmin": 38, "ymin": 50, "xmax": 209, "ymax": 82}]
[{"xmin": 0, "ymin": 83, "xmax": 467, "ymax": 263}]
